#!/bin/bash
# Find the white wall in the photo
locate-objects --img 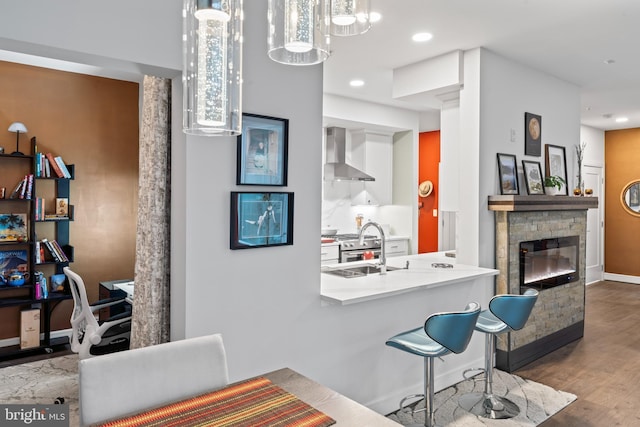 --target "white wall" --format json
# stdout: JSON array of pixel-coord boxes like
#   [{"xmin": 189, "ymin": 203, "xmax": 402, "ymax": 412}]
[{"xmin": 474, "ymin": 49, "xmax": 581, "ymax": 268}]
